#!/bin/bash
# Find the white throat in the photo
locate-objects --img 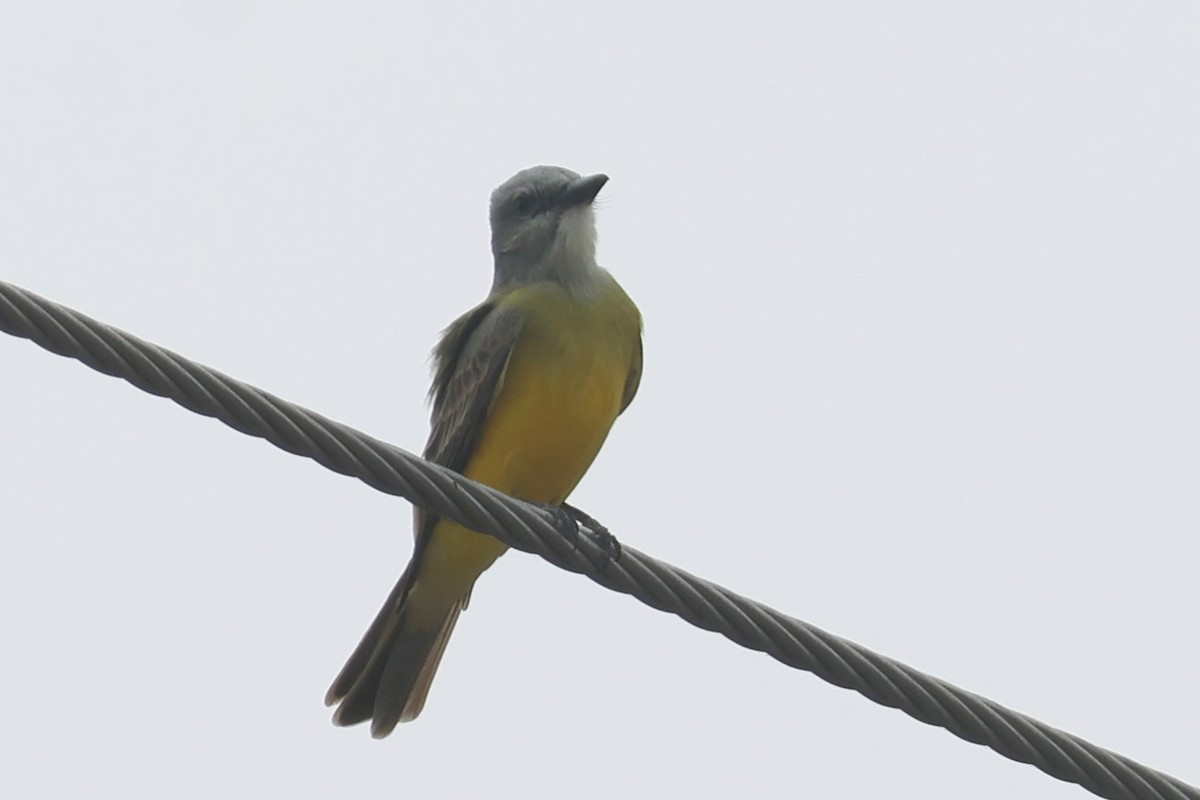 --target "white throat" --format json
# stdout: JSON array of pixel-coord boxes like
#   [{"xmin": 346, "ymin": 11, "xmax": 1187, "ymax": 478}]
[{"xmin": 549, "ymin": 205, "xmax": 598, "ymax": 269}]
